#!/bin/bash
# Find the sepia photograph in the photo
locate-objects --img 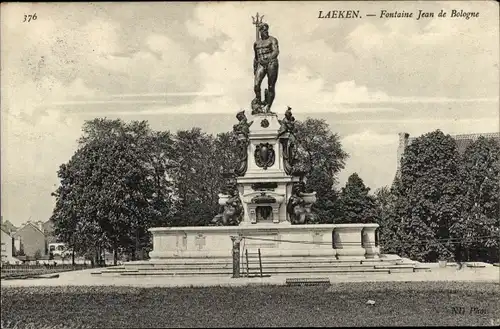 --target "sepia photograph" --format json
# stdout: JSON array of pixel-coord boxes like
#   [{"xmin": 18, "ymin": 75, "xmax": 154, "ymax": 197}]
[{"xmin": 1, "ymin": 1, "xmax": 499, "ymax": 328}]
